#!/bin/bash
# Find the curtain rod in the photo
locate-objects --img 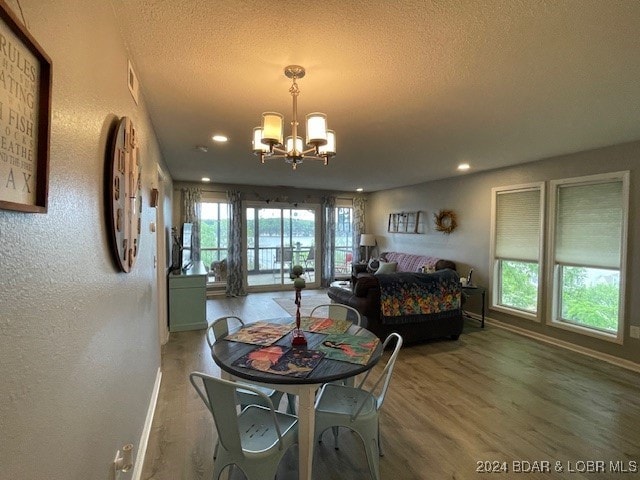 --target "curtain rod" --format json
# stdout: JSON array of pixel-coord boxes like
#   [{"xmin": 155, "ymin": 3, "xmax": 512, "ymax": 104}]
[{"xmin": 175, "ymin": 187, "xmax": 358, "ymax": 200}]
